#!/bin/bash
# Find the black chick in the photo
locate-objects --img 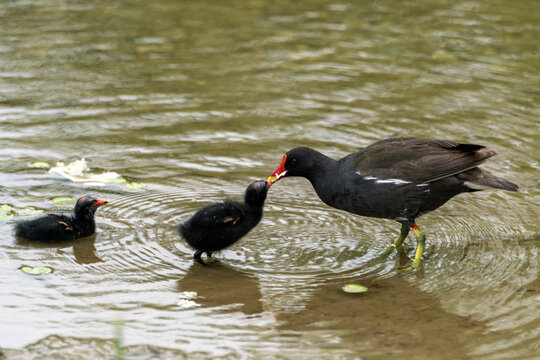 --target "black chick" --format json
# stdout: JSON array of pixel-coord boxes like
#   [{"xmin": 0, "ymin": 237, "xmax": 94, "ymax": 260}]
[
  {"xmin": 14, "ymin": 196, "xmax": 108, "ymax": 242},
  {"xmin": 179, "ymin": 180, "xmax": 271, "ymax": 264}
]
